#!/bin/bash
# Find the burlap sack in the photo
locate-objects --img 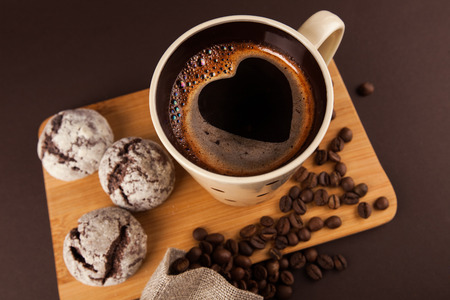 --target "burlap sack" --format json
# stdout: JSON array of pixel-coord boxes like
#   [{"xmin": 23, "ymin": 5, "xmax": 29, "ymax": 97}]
[{"xmin": 141, "ymin": 248, "xmax": 263, "ymax": 300}]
